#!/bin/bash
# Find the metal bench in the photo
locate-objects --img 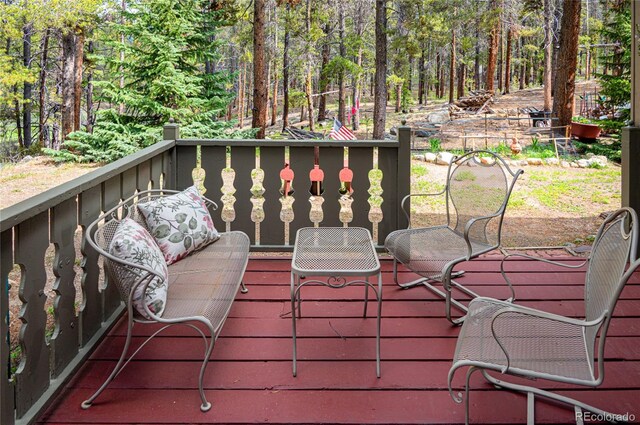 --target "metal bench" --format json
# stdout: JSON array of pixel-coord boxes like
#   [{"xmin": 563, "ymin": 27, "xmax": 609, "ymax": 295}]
[{"xmin": 81, "ymin": 189, "xmax": 249, "ymax": 412}]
